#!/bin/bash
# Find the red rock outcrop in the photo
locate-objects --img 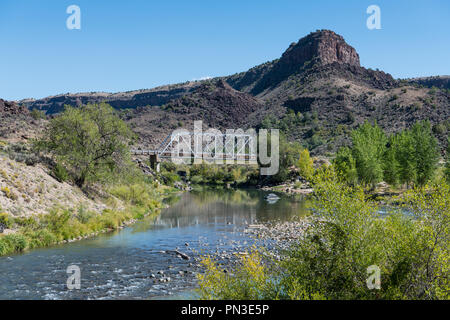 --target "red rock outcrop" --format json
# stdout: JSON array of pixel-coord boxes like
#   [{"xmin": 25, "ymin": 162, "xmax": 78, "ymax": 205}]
[{"xmin": 282, "ymin": 29, "xmax": 360, "ymax": 67}]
